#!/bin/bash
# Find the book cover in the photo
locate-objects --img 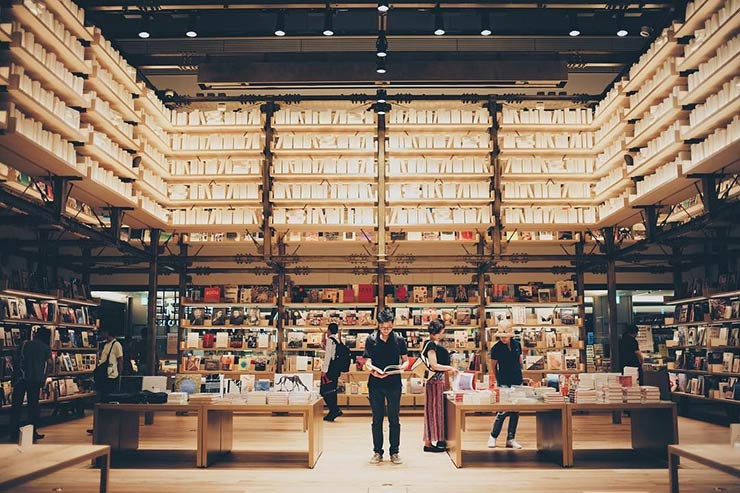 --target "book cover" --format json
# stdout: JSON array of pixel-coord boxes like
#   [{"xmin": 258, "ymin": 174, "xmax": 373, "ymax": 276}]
[
  {"xmin": 358, "ymin": 284, "xmax": 375, "ymax": 303},
  {"xmin": 229, "ymin": 309, "xmax": 244, "ymax": 326},
  {"xmin": 412, "ymin": 286, "xmax": 428, "ymax": 303},
  {"xmin": 555, "ymin": 280, "xmax": 576, "ymax": 302},
  {"xmin": 212, "ymin": 309, "xmax": 227, "ymax": 326},
  {"xmin": 433, "ymin": 286, "xmax": 447, "ymax": 303},
  {"xmin": 394, "ymin": 285, "xmax": 408, "ymax": 302},
  {"xmin": 453, "ymin": 285, "xmax": 469, "ymax": 303},
  {"xmin": 546, "ymin": 351, "xmax": 563, "ymax": 370},
  {"xmin": 455, "ymin": 308, "xmax": 472, "ymax": 325},
  {"xmin": 203, "ymin": 287, "xmax": 222, "ymax": 303}
]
